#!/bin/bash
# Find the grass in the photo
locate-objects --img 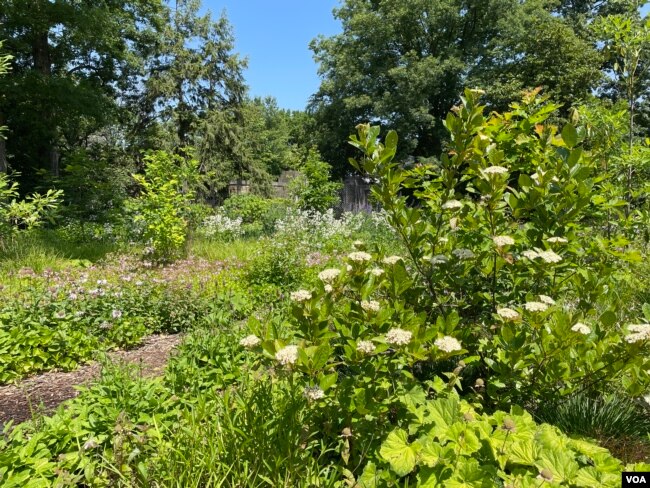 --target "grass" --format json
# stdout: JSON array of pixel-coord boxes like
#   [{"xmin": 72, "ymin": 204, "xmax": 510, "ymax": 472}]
[
  {"xmin": 534, "ymin": 392, "xmax": 650, "ymax": 463},
  {"xmin": 0, "ymin": 229, "xmax": 119, "ymax": 273},
  {"xmin": 187, "ymin": 236, "xmax": 262, "ymax": 262}
]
